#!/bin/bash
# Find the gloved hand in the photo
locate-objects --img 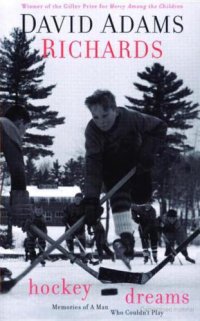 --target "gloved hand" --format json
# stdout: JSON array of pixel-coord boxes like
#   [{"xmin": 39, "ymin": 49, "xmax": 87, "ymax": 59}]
[
  {"xmin": 81, "ymin": 198, "xmax": 103, "ymax": 227},
  {"xmin": 10, "ymin": 190, "xmax": 32, "ymax": 228}
]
